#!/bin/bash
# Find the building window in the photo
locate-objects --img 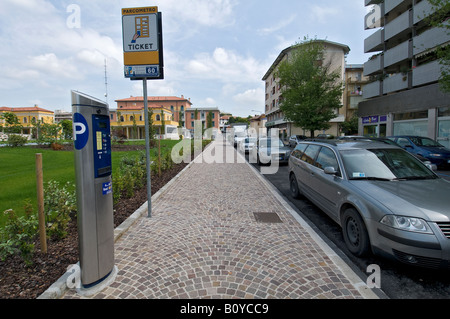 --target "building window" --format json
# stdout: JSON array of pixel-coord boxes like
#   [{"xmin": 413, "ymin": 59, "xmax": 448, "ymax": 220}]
[
  {"xmin": 156, "ymin": 114, "xmax": 161, "ymax": 121},
  {"xmin": 191, "ymin": 113, "xmax": 194, "ymax": 119},
  {"xmin": 23, "ymin": 117, "xmax": 27, "ymax": 124}
]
